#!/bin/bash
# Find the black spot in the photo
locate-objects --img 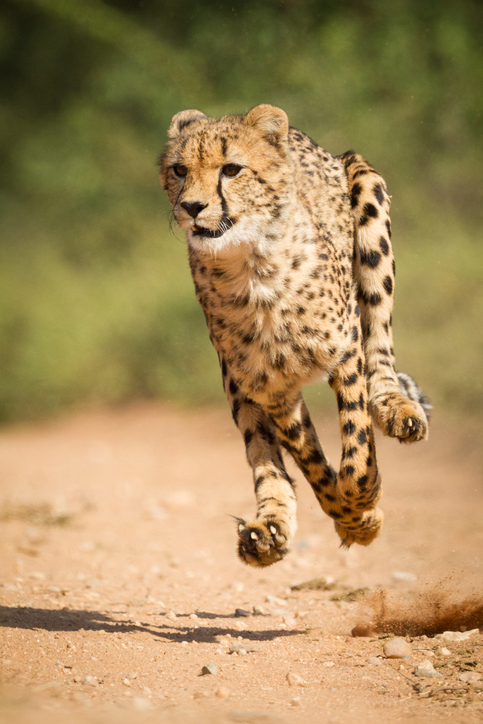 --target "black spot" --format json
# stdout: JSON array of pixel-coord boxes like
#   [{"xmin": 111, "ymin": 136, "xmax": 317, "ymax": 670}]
[
  {"xmin": 306, "ymin": 449, "xmax": 323, "ymax": 464},
  {"xmin": 255, "ymin": 475, "xmax": 264, "ymax": 491},
  {"xmin": 344, "ymin": 373, "xmax": 358, "ymax": 386},
  {"xmin": 357, "ymin": 430, "xmax": 367, "ymax": 445},
  {"xmin": 373, "ymin": 183, "xmax": 385, "ymax": 205},
  {"xmin": 343, "ymin": 420, "xmax": 356, "ymax": 435},
  {"xmin": 244, "ymin": 429, "xmax": 253, "ymax": 447},
  {"xmin": 272, "ymin": 352, "xmax": 286, "ymax": 370},
  {"xmin": 359, "ymin": 249, "xmax": 381, "ymax": 268},
  {"xmin": 351, "ymin": 326, "xmax": 359, "ymax": 342},
  {"xmin": 379, "ymin": 237, "xmax": 389, "ymax": 255},
  {"xmin": 257, "ymin": 421, "xmax": 276, "ymax": 445},
  {"xmin": 344, "ymin": 465, "xmax": 355, "ymax": 477},
  {"xmin": 344, "ymin": 446, "xmax": 357, "ymax": 459},
  {"xmin": 350, "ymin": 182, "xmax": 362, "ymax": 208},
  {"xmin": 357, "ymin": 475, "xmax": 368, "ymax": 489},
  {"xmin": 337, "ymin": 394, "xmax": 359, "ymax": 412},
  {"xmin": 232, "ymin": 399, "xmax": 240, "ymax": 425},
  {"xmin": 355, "ymin": 304, "xmax": 361, "ymax": 316},
  {"xmin": 383, "ymin": 276, "xmax": 393, "ymax": 295},
  {"xmin": 229, "ymin": 378, "xmax": 238, "ymax": 395},
  {"xmin": 221, "ymin": 358, "xmax": 227, "ymax": 377},
  {"xmin": 363, "ymin": 202, "xmax": 378, "ymax": 218},
  {"xmin": 341, "ymin": 349, "xmax": 356, "ymax": 364},
  {"xmin": 385, "ymin": 220, "xmax": 392, "ymax": 238},
  {"xmin": 285, "ymin": 422, "xmax": 302, "ymax": 440},
  {"xmin": 362, "ymin": 291, "xmax": 382, "ymax": 306}
]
